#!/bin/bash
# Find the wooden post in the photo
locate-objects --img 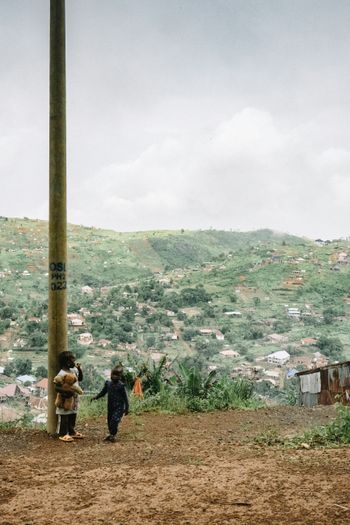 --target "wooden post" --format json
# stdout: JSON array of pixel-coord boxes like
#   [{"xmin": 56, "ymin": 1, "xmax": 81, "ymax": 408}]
[{"xmin": 47, "ymin": 0, "xmax": 67, "ymax": 435}]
